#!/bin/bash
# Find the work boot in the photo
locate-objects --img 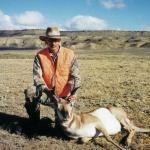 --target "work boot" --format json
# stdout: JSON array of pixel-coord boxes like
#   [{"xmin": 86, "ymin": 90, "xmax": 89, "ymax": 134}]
[
  {"xmin": 24, "ymin": 100, "xmax": 40, "ymax": 124},
  {"xmin": 24, "ymin": 86, "xmax": 41, "ymax": 124}
]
